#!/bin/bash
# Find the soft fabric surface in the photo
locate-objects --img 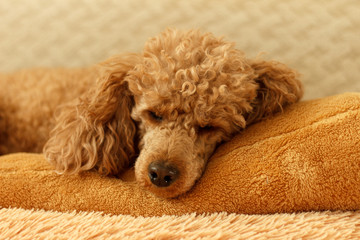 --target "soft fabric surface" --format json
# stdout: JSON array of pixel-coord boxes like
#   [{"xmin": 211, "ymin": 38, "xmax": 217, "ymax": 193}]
[
  {"xmin": 1, "ymin": 208, "xmax": 360, "ymax": 239},
  {"xmin": 1, "ymin": 93, "xmax": 359, "ymax": 216},
  {"xmin": 0, "ymin": 0, "xmax": 359, "ymax": 100}
]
